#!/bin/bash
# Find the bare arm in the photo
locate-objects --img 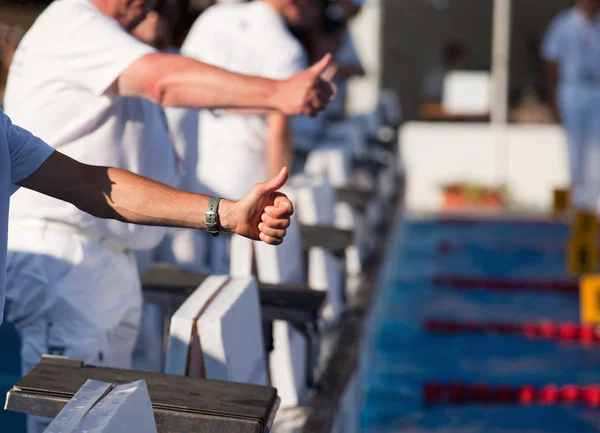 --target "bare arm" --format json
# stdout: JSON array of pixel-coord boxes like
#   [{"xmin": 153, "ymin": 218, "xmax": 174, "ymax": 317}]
[
  {"xmin": 116, "ymin": 53, "xmax": 335, "ymax": 117},
  {"xmin": 265, "ymin": 112, "xmax": 293, "ymax": 178},
  {"xmin": 543, "ymin": 60, "xmax": 560, "ymax": 123},
  {"xmin": 17, "ymin": 152, "xmax": 294, "ymax": 245}
]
